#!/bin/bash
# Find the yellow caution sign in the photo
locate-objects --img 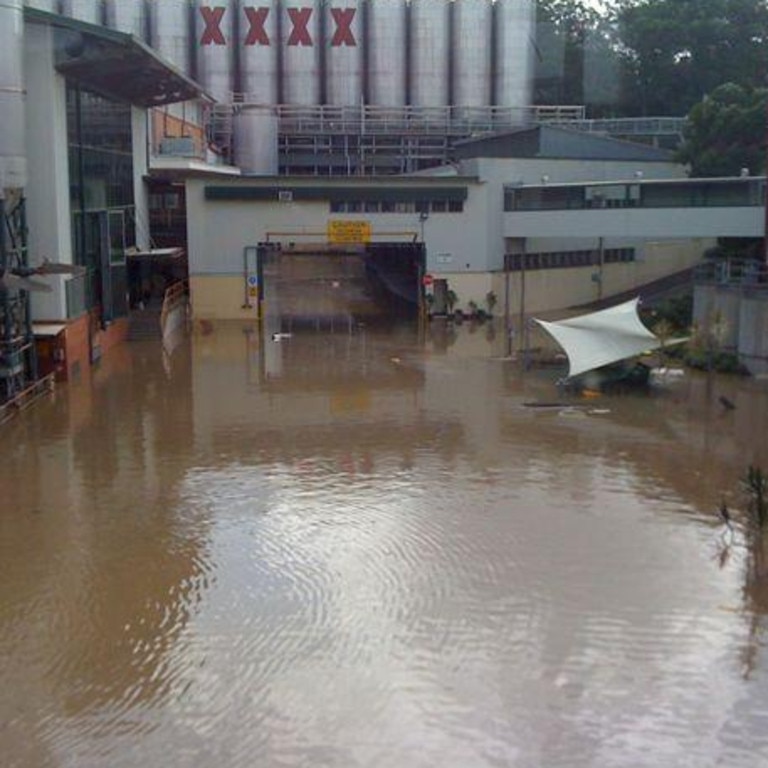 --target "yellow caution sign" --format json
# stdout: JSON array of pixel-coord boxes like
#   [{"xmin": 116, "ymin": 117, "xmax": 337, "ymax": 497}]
[{"xmin": 327, "ymin": 220, "xmax": 372, "ymax": 244}]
